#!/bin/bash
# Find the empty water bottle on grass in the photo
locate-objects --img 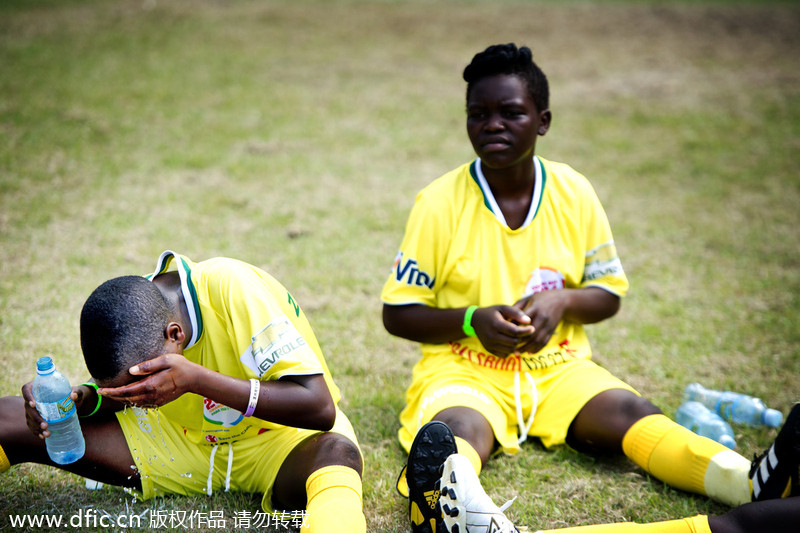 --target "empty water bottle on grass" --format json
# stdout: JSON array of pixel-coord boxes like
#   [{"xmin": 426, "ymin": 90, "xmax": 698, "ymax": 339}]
[
  {"xmin": 32, "ymin": 356, "xmax": 86, "ymax": 465},
  {"xmin": 676, "ymin": 401, "xmax": 737, "ymax": 449},
  {"xmin": 683, "ymin": 382, "xmax": 783, "ymax": 428}
]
